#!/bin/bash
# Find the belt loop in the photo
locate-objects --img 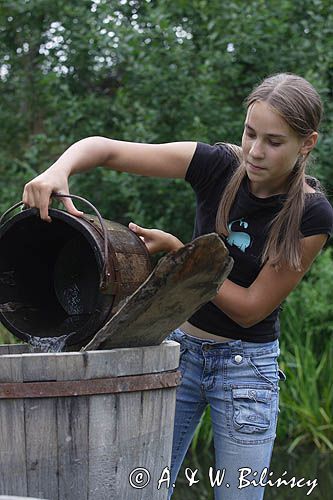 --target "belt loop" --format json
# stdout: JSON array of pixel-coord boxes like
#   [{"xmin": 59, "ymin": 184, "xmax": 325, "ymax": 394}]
[{"xmin": 177, "ymin": 328, "xmax": 187, "ymax": 342}]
